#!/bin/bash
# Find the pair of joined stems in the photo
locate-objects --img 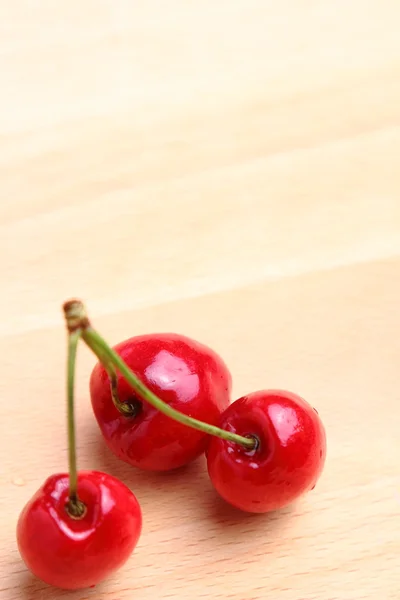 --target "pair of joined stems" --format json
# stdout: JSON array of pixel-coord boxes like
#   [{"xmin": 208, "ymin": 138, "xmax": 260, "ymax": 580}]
[{"xmin": 64, "ymin": 300, "xmax": 255, "ymax": 516}]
